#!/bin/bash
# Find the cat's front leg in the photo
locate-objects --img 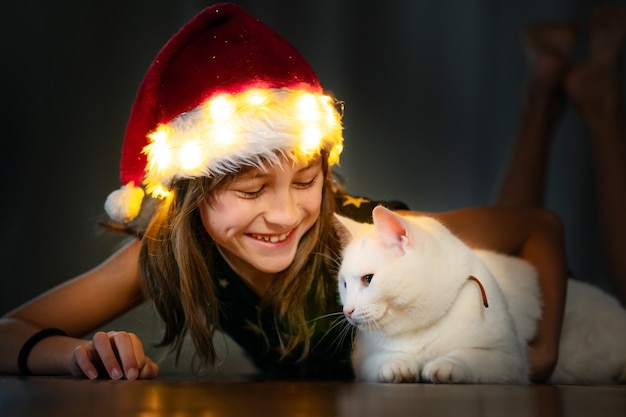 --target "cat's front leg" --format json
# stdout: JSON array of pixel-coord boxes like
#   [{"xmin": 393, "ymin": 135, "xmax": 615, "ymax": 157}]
[
  {"xmin": 421, "ymin": 349, "xmax": 527, "ymax": 384},
  {"xmin": 379, "ymin": 359, "xmax": 420, "ymax": 383},
  {"xmin": 421, "ymin": 355, "xmax": 468, "ymax": 384},
  {"xmin": 359, "ymin": 352, "xmax": 420, "ymax": 383}
]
